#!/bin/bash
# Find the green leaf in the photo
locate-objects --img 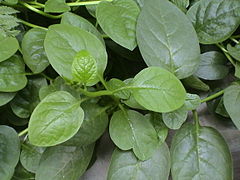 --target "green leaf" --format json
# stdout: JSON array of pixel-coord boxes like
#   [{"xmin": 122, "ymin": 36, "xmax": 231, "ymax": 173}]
[
  {"xmin": 36, "ymin": 144, "xmax": 94, "ymax": 180},
  {"xmin": 227, "ymin": 43, "xmax": 240, "ymax": 62},
  {"xmin": 215, "ymin": 98, "xmax": 229, "ymax": 118},
  {"xmin": 44, "ymin": 0, "xmax": 70, "ymax": 13},
  {"xmin": 20, "ymin": 142, "xmax": 45, "ymax": 173},
  {"xmin": 39, "ymin": 76, "xmax": 79, "ymax": 100},
  {"xmin": 10, "ymin": 77, "xmax": 47, "ymax": 118},
  {"xmin": 187, "ymin": 0, "xmax": 240, "ymax": 44},
  {"xmin": 130, "ymin": 67, "xmax": 186, "ymax": 113},
  {"xmin": 0, "ymin": 55, "xmax": 27, "ymax": 92},
  {"xmin": 96, "ymin": 0, "xmax": 140, "ymax": 50},
  {"xmin": 61, "ymin": 12, "xmax": 104, "ymax": 44},
  {"xmin": 63, "ymin": 99, "xmax": 109, "ymax": 147},
  {"xmin": 0, "ymin": 6, "xmax": 19, "ymax": 14},
  {"xmin": 0, "ymin": 34, "xmax": 19, "ymax": 62},
  {"xmin": 71, "ymin": 50, "xmax": 98, "ymax": 86},
  {"xmin": 136, "ymin": 0, "xmax": 200, "ymax": 79},
  {"xmin": 109, "ymin": 109, "xmax": 159, "ymax": 160},
  {"xmin": 0, "ymin": 92, "xmax": 15, "ymax": 106},
  {"xmin": 108, "ymin": 78, "xmax": 130, "ymax": 99},
  {"xmin": 0, "ymin": 125, "xmax": 20, "ymax": 180},
  {"xmin": 195, "ymin": 51, "xmax": 229, "ymax": 80},
  {"xmin": 235, "ymin": 62, "xmax": 240, "ymax": 78},
  {"xmin": 22, "ymin": 28, "xmax": 49, "ymax": 73},
  {"xmin": 184, "ymin": 93, "xmax": 201, "ymax": 111},
  {"xmin": 170, "ymin": 0, "xmax": 189, "ymax": 12},
  {"xmin": 28, "ymin": 91, "xmax": 84, "ymax": 147},
  {"xmin": 107, "ymin": 143, "xmax": 170, "ymax": 180},
  {"xmin": 162, "ymin": 106, "xmax": 188, "ymax": 130},
  {"xmin": 3, "ymin": 0, "xmax": 18, "ymax": 5},
  {"xmin": 182, "ymin": 75, "xmax": 210, "ymax": 92},
  {"xmin": 223, "ymin": 84, "xmax": 240, "ymax": 129},
  {"xmin": 171, "ymin": 123, "xmax": 233, "ymax": 180},
  {"xmin": 12, "ymin": 163, "xmax": 35, "ymax": 180},
  {"xmin": 134, "ymin": 0, "xmax": 144, "ymax": 8},
  {"xmin": 44, "ymin": 24, "xmax": 107, "ymax": 80}
]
